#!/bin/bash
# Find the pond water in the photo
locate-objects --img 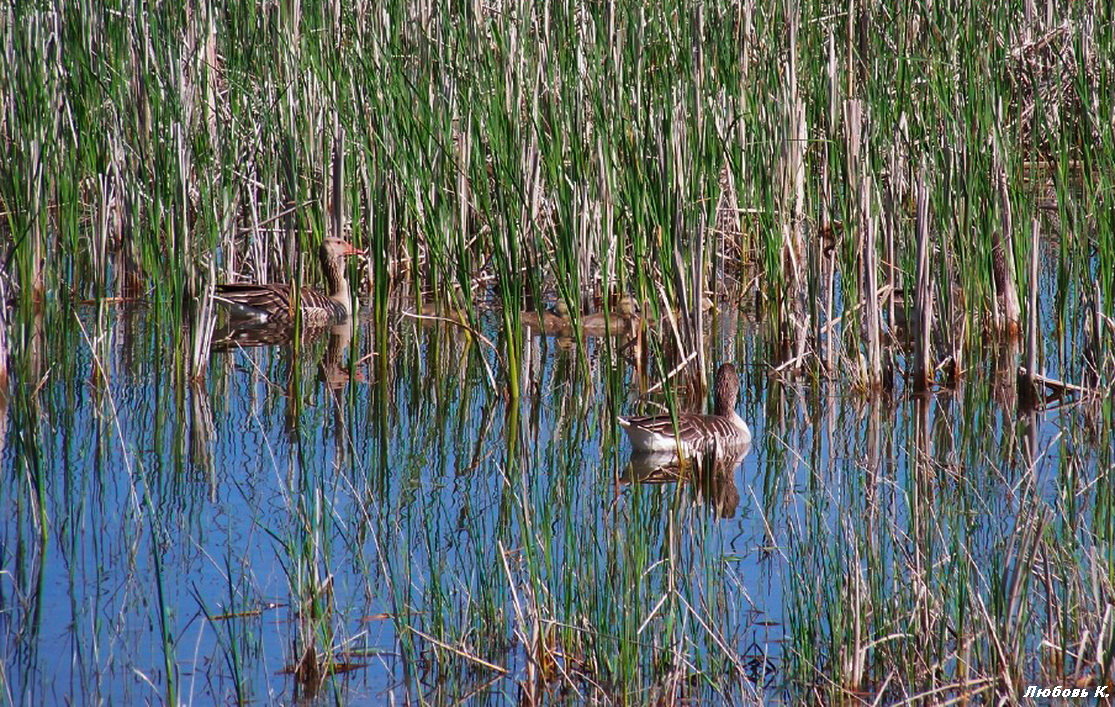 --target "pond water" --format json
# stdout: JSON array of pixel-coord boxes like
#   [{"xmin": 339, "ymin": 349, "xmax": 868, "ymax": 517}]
[{"xmin": 0, "ymin": 288, "xmax": 1108, "ymax": 704}]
